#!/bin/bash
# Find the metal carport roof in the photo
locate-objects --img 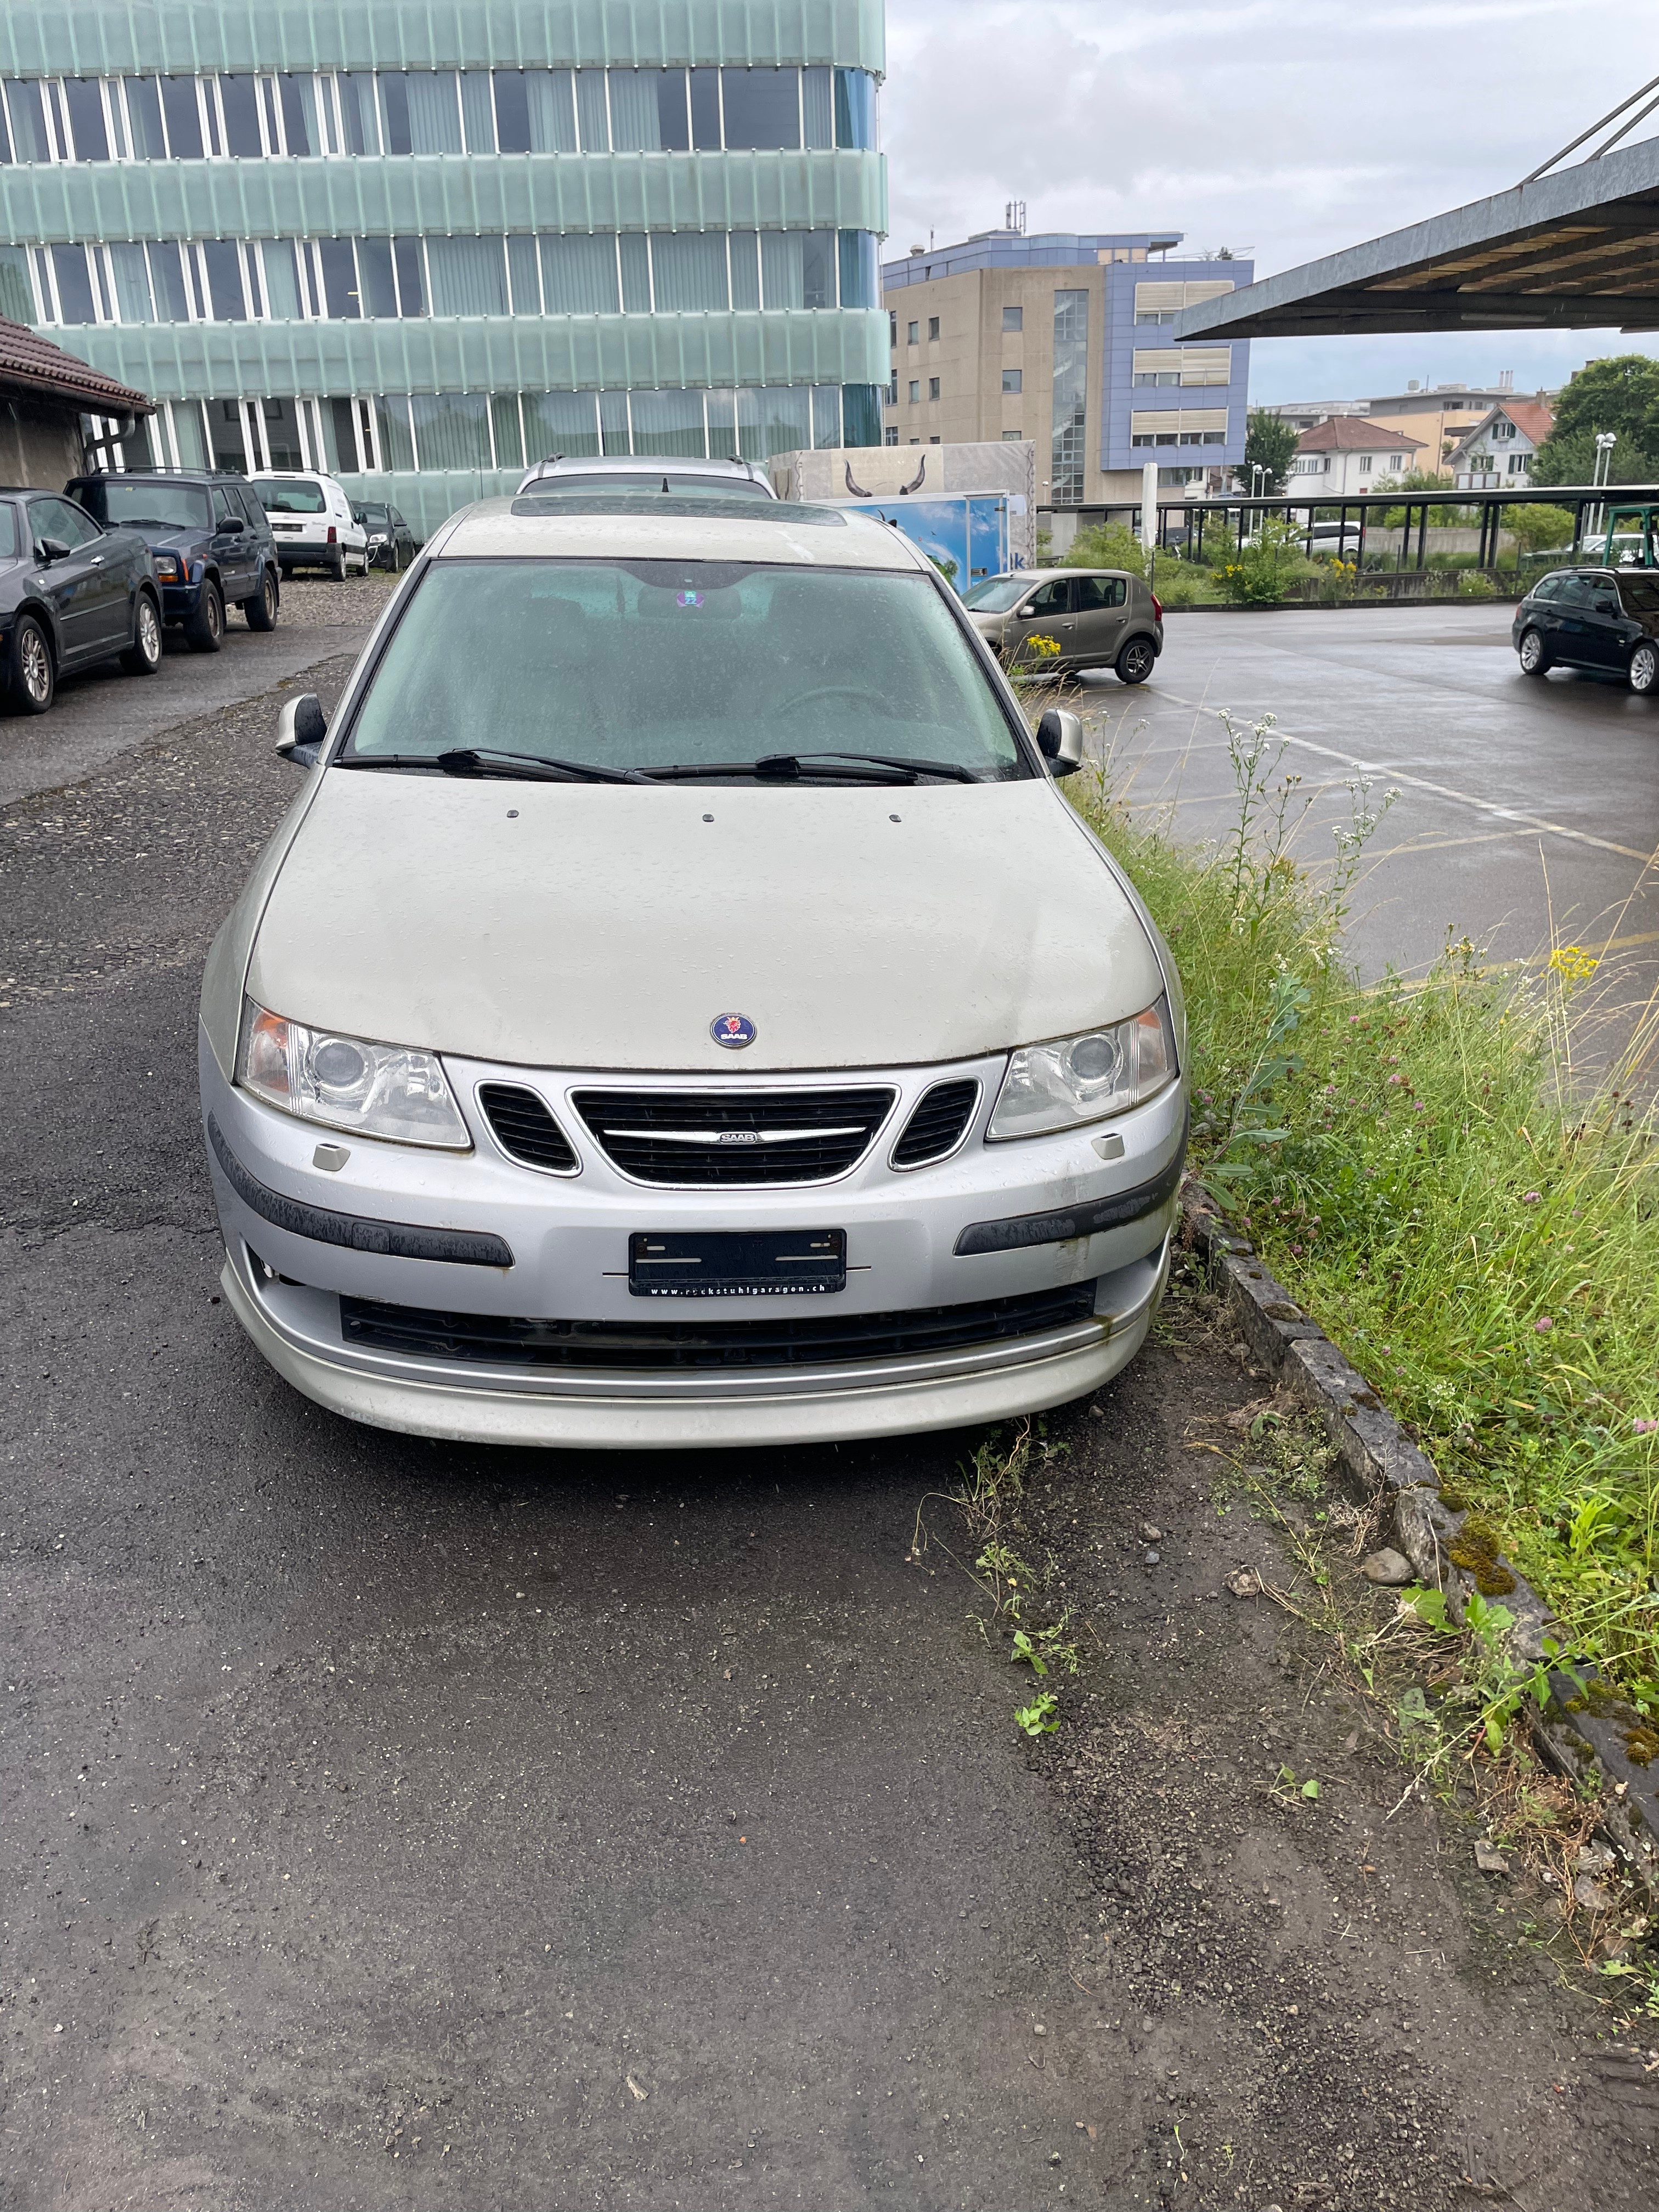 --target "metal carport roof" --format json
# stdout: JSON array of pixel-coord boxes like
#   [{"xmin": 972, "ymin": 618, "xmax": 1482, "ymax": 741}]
[{"xmin": 1173, "ymin": 128, "xmax": 1659, "ymax": 342}]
